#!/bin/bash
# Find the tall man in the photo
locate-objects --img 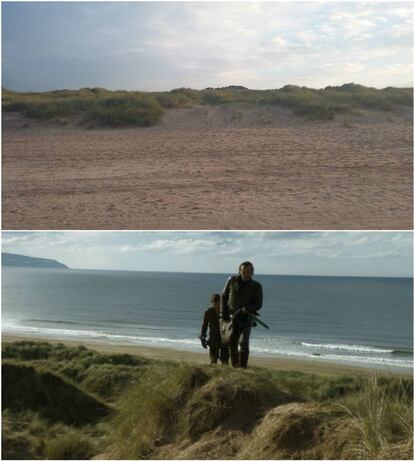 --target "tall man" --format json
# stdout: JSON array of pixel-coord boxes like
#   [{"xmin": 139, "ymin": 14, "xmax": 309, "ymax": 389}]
[{"xmin": 221, "ymin": 261, "xmax": 263, "ymax": 368}]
